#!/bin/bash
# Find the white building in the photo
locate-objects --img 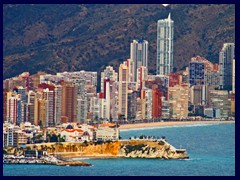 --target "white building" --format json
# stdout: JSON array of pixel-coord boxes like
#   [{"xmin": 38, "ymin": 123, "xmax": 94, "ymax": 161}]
[
  {"xmin": 60, "ymin": 129, "xmax": 84, "ymax": 142},
  {"xmin": 96, "ymin": 123, "xmax": 119, "ymax": 141},
  {"xmin": 130, "ymin": 39, "xmax": 148, "ymax": 81},
  {"xmin": 157, "ymin": 13, "xmax": 174, "ymax": 75},
  {"xmin": 77, "ymin": 98, "xmax": 88, "ymax": 123},
  {"xmin": 54, "ymin": 85, "xmax": 62, "ymax": 125}
]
